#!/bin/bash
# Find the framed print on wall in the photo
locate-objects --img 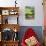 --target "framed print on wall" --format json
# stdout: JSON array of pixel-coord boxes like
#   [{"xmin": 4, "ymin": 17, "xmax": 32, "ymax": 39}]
[
  {"xmin": 2, "ymin": 10, "xmax": 9, "ymax": 15},
  {"xmin": 25, "ymin": 6, "xmax": 35, "ymax": 20}
]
